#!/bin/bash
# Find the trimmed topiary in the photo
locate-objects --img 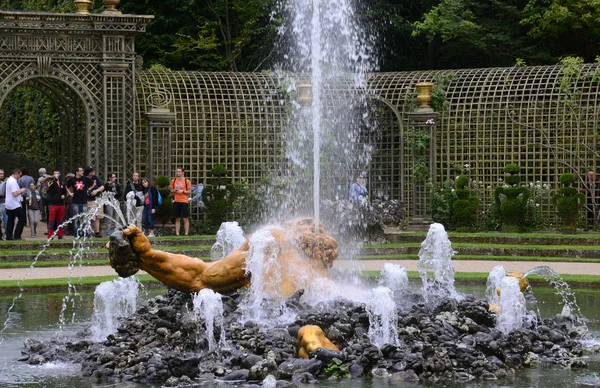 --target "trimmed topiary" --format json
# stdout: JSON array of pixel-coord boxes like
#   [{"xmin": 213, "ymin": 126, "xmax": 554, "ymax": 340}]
[
  {"xmin": 559, "ymin": 173, "xmax": 577, "ymax": 185},
  {"xmin": 155, "ymin": 175, "xmax": 170, "ymax": 188},
  {"xmin": 451, "ymin": 175, "xmax": 479, "ymax": 231},
  {"xmin": 553, "ymin": 172, "xmax": 585, "ymax": 232},
  {"xmin": 203, "ymin": 164, "xmax": 232, "ymax": 232},
  {"xmin": 504, "ymin": 163, "xmax": 521, "ymax": 175},
  {"xmin": 494, "ymin": 164, "xmax": 530, "ymax": 231}
]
